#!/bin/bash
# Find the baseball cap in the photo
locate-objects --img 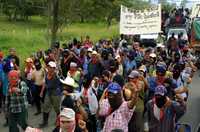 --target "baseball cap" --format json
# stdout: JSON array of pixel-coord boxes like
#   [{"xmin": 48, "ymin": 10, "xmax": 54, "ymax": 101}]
[
  {"xmin": 87, "ymin": 48, "xmax": 93, "ymax": 52},
  {"xmin": 60, "ymin": 108, "xmax": 75, "ymax": 121},
  {"xmin": 128, "ymin": 70, "xmax": 140, "ymax": 79},
  {"xmin": 139, "ymin": 65, "xmax": 146, "ymax": 73},
  {"xmin": 48, "ymin": 61, "xmax": 56, "ymax": 68},
  {"xmin": 156, "ymin": 62, "xmax": 167, "ymax": 73},
  {"xmin": 155, "ymin": 85, "xmax": 167, "ymax": 96},
  {"xmin": 70, "ymin": 62, "xmax": 77, "ymax": 68},
  {"xmin": 107, "ymin": 82, "xmax": 122, "ymax": 94},
  {"xmin": 149, "ymin": 53, "xmax": 156, "ymax": 58},
  {"xmin": 25, "ymin": 58, "xmax": 33, "ymax": 63},
  {"xmin": 115, "ymin": 55, "xmax": 120, "ymax": 59}
]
